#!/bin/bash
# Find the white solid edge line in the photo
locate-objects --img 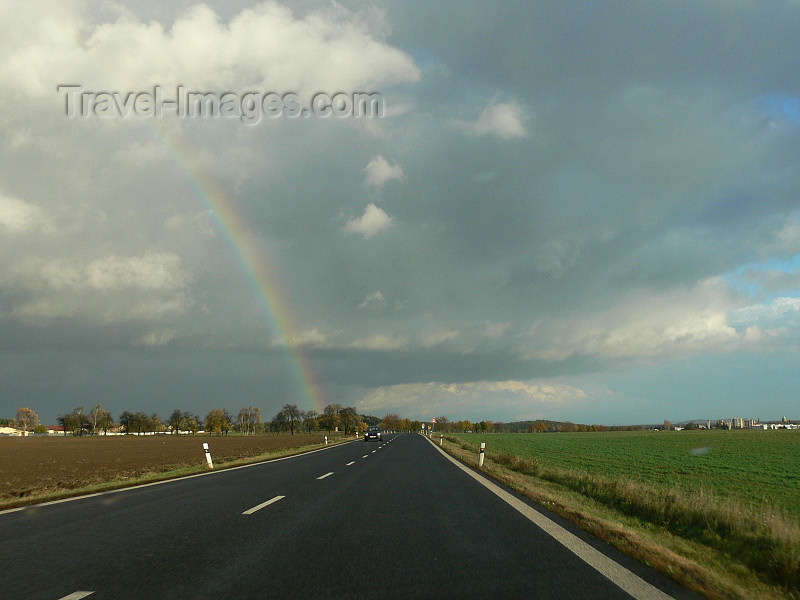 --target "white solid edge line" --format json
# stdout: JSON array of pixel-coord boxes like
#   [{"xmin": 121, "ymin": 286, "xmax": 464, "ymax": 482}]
[
  {"xmin": 316, "ymin": 472, "xmax": 334, "ymax": 480},
  {"xmin": 425, "ymin": 437, "xmax": 674, "ymax": 600},
  {"xmin": 58, "ymin": 592, "xmax": 94, "ymax": 600},
  {"xmin": 243, "ymin": 495, "xmax": 285, "ymax": 515},
  {"xmin": 0, "ymin": 440, "xmax": 356, "ymax": 517}
]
